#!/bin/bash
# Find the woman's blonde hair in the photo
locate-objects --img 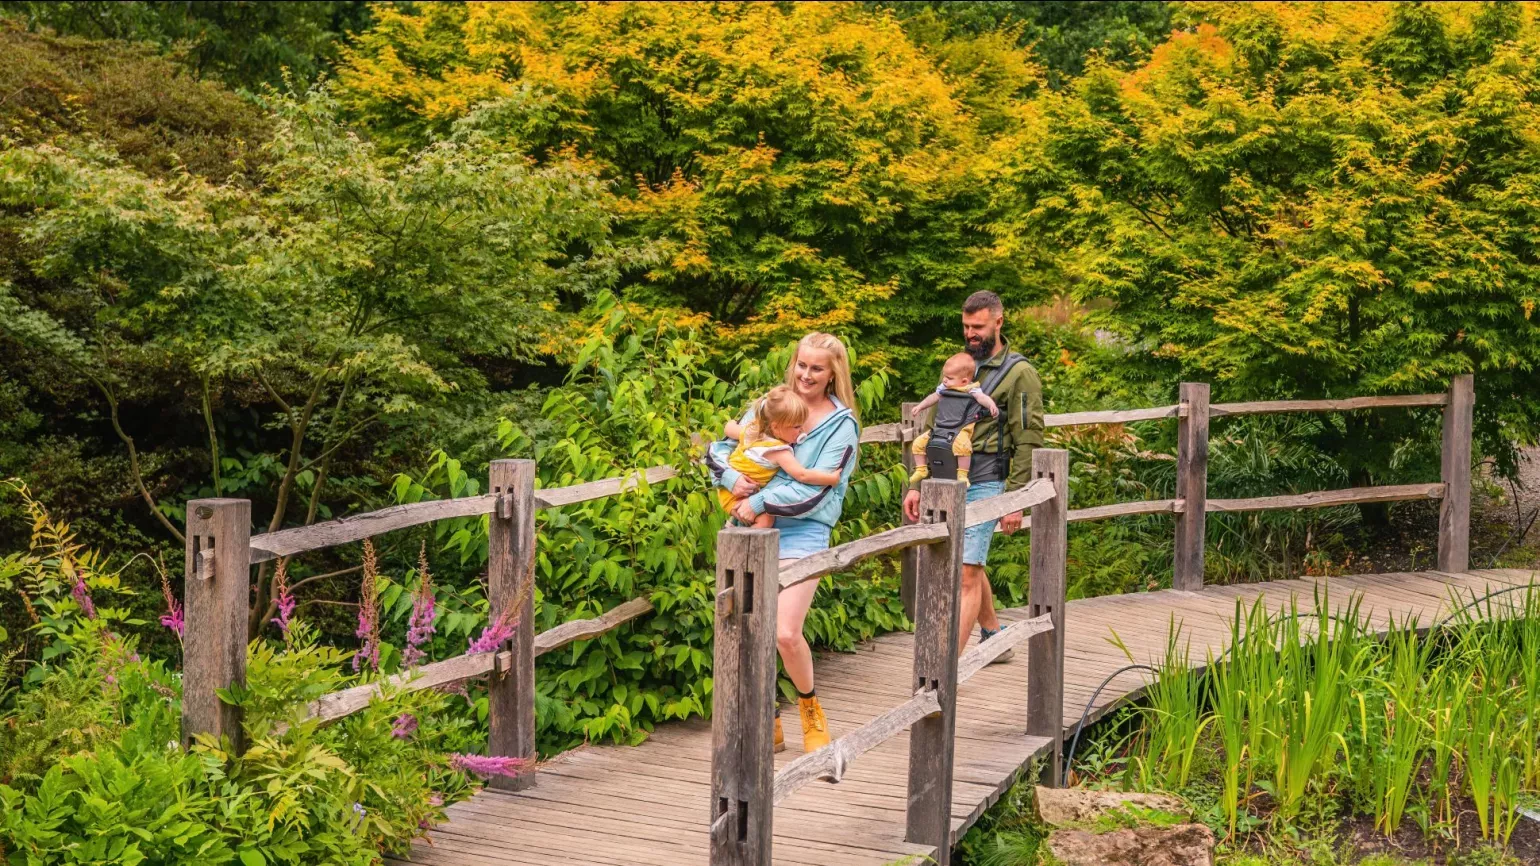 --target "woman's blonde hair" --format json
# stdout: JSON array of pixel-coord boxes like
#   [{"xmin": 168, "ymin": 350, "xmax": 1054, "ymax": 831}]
[
  {"xmin": 744, "ymin": 385, "xmax": 809, "ymax": 443},
  {"xmin": 785, "ymin": 332, "xmax": 859, "ymax": 422}
]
